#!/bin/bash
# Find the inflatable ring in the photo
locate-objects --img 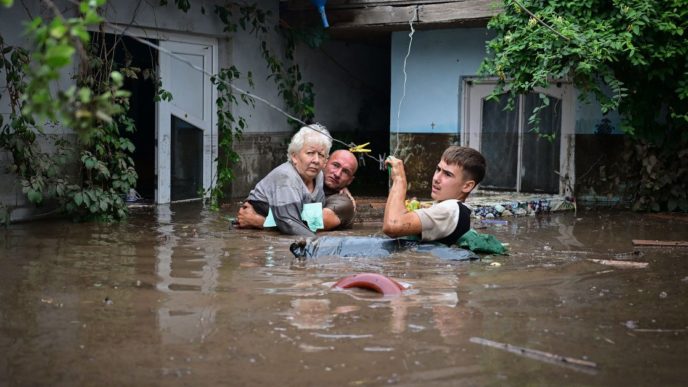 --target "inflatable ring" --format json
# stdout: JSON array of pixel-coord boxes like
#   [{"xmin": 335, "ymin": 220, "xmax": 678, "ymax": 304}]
[{"xmin": 332, "ymin": 273, "xmax": 405, "ymax": 296}]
